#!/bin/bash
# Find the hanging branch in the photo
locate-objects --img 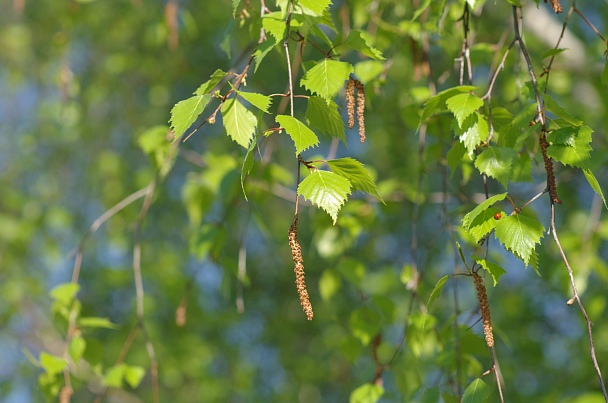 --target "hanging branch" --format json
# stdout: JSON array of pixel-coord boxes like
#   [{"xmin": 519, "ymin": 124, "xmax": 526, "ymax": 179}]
[{"xmin": 513, "ymin": 6, "xmax": 607, "ymax": 400}]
